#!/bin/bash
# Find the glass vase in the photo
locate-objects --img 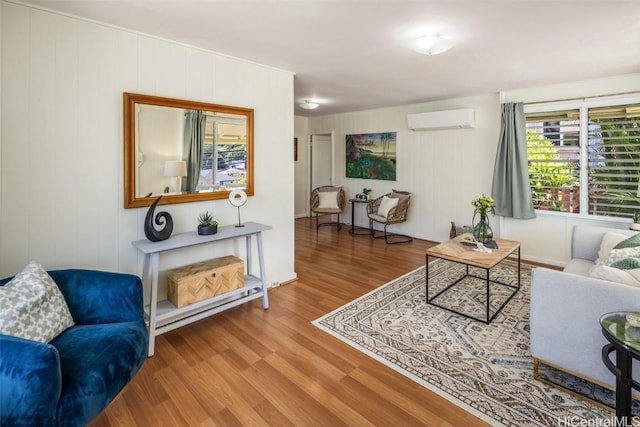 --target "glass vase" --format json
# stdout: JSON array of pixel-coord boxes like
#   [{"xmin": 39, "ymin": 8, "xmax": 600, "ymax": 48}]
[{"xmin": 473, "ymin": 212, "xmax": 494, "ymax": 244}]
